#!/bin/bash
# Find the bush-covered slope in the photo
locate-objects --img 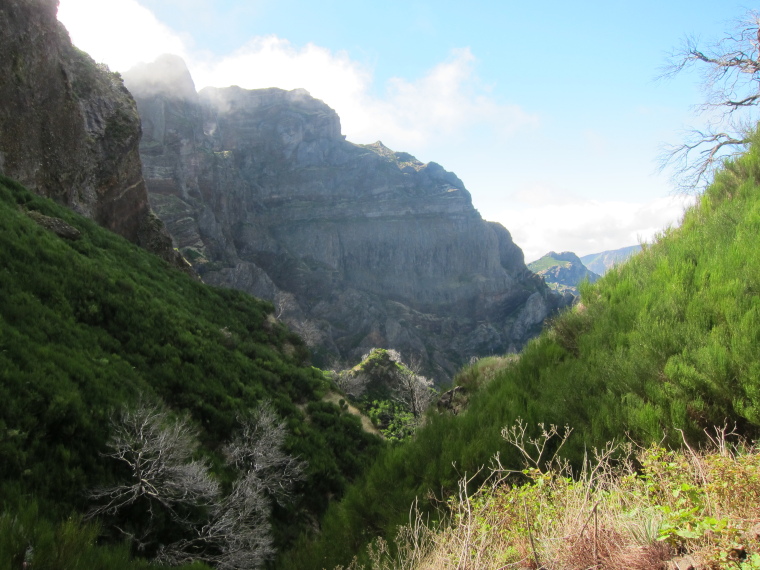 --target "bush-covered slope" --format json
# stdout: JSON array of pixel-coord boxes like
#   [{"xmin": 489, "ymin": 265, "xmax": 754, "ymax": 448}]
[
  {"xmin": 279, "ymin": 138, "xmax": 760, "ymax": 569},
  {"xmin": 0, "ymin": 175, "xmax": 382, "ymax": 561}
]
